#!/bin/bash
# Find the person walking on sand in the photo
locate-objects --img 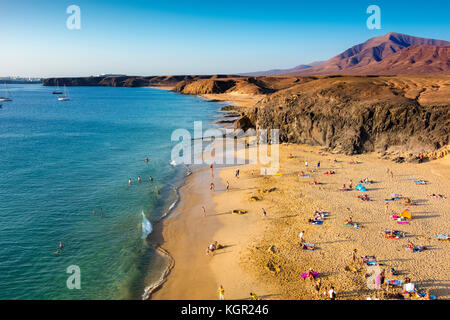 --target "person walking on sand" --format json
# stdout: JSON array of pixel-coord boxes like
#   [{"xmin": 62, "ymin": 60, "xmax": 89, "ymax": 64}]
[
  {"xmin": 210, "ymin": 163, "xmax": 214, "ymax": 179},
  {"xmin": 250, "ymin": 292, "xmax": 259, "ymax": 300},
  {"xmin": 235, "ymin": 169, "xmax": 240, "ymax": 179},
  {"xmin": 226, "ymin": 180, "xmax": 230, "ymax": 192},
  {"xmin": 299, "ymin": 231, "xmax": 305, "ymax": 243},
  {"xmin": 262, "ymin": 208, "xmax": 267, "ymax": 219},
  {"xmin": 202, "ymin": 206, "xmax": 206, "ymax": 218},
  {"xmin": 210, "ymin": 183, "xmax": 215, "ymax": 192},
  {"xmin": 317, "ymin": 161, "xmax": 320, "ymax": 170},
  {"xmin": 351, "ymin": 249, "xmax": 357, "ymax": 263},
  {"xmin": 218, "ymin": 285, "xmax": 225, "ymax": 300},
  {"xmin": 315, "ymin": 279, "xmax": 322, "ymax": 296},
  {"xmin": 328, "ymin": 286, "xmax": 337, "ymax": 300},
  {"xmin": 385, "ymin": 202, "xmax": 389, "ymax": 215},
  {"xmin": 390, "ymin": 170, "xmax": 394, "ymax": 180},
  {"xmin": 305, "ymin": 160, "xmax": 308, "ymax": 169}
]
